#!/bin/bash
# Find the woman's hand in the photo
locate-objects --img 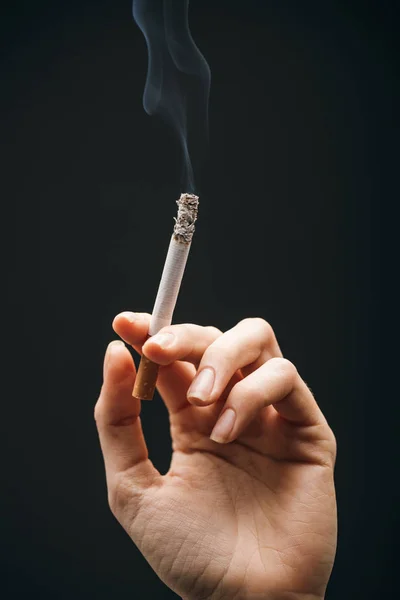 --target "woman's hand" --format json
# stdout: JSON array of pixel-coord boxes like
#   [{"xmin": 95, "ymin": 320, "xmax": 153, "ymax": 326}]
[{"xmin": 95, "ymin": 313, "xmax": 337, "ymax": 600}]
